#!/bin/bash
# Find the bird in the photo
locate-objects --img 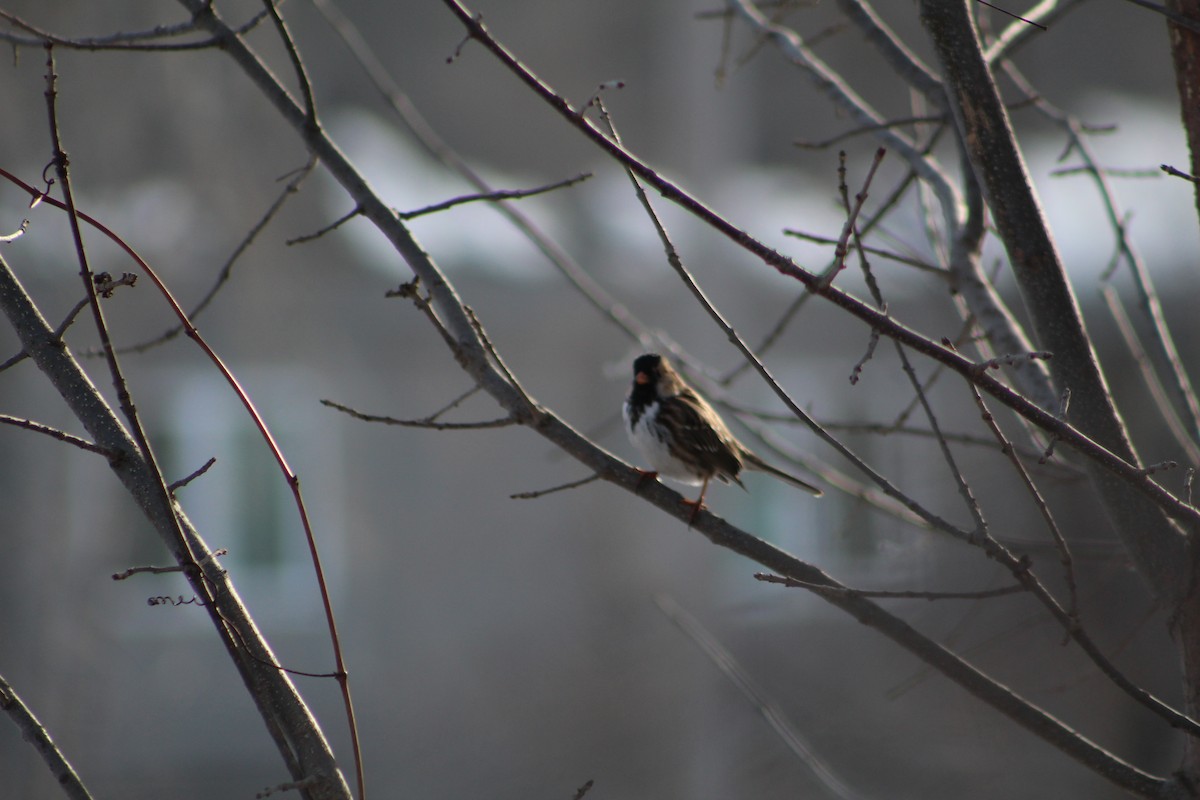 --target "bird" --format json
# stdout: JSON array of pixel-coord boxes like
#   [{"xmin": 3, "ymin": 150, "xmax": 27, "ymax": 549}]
[{"xmin": 622, "ymin": 353, "xmax": 822, "ymax": 523}]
